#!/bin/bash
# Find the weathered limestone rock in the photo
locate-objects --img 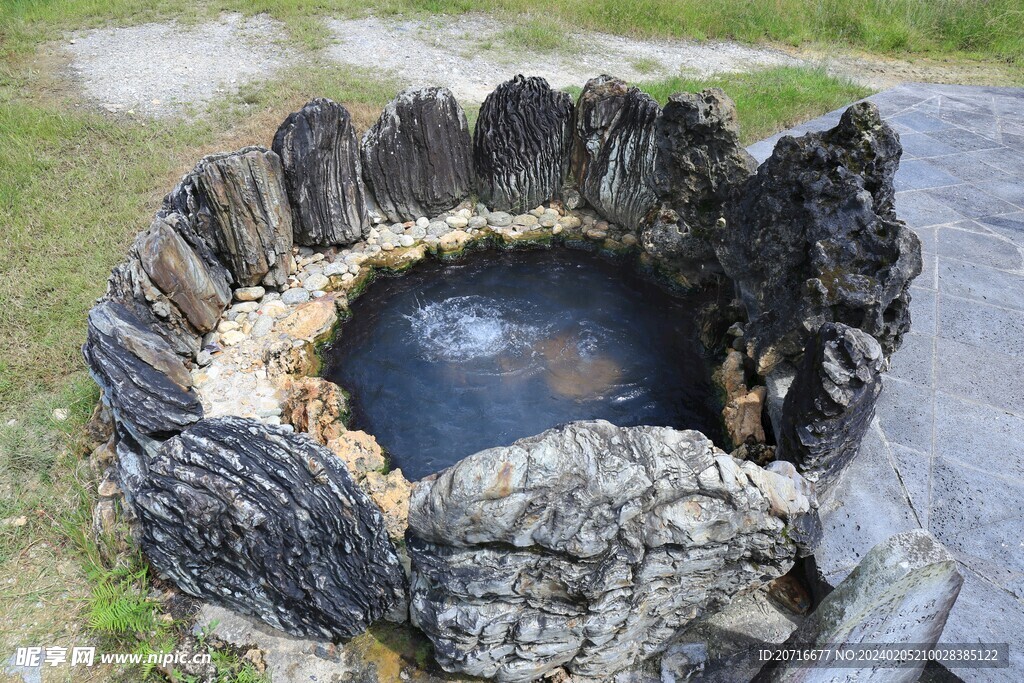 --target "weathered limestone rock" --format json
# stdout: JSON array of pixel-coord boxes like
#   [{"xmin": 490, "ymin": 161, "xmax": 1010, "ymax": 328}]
[
  {"xmin": 756, "ymin": 530, "xmax": 963, "ymax": 683},
  {"xmin": 136, "ymin": 212, "xmax": 232, "ymax": 334},
  {"xmin": 132, "ymin": 416, "xmax": 406, "ymax": 641},
  {"xmin": 276, "ymin": 375, "xmax": 348, "ymax": 444},
  {"xmin": 361, "ymin": 87, "xmax": 473, "ymax": 222},
  {"xmin": 571, "ymin": 75, "xmax": 659, "ymax": 231},
  {"xmin": 642, "ymin": 89, "xmax": 756, "ymax": 266},
  {"xmin": 325, "ymin": 431, "xmax": 411, "ymax": 543},
  {"xmin": 166, "ymin": 147, "xmax": 294, "ymax": 287},
  {"xmin": 474, "ymin": 75, "xmax": 573, "ymax": 214},
  {"xmin": 718, "ymin": 102, "xmax": 922, "ymax": 372},
  {"xmin": 723, "ymin": 385, "xmax": 767, "ymax": 447},
  {"xmin": 272, "ymin": 98, "xmax": 370, "ymax": 246},
  {"xmin": 778, "ymin": 323, "xmax": 884, "ymax": 490},
  {"xmin": 408, "ymin": 420, "xmax": 815, "ymax": 681},
  {"xmin": 83, "ymin": 300, "xmax": 202, "ymax": 440}
]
